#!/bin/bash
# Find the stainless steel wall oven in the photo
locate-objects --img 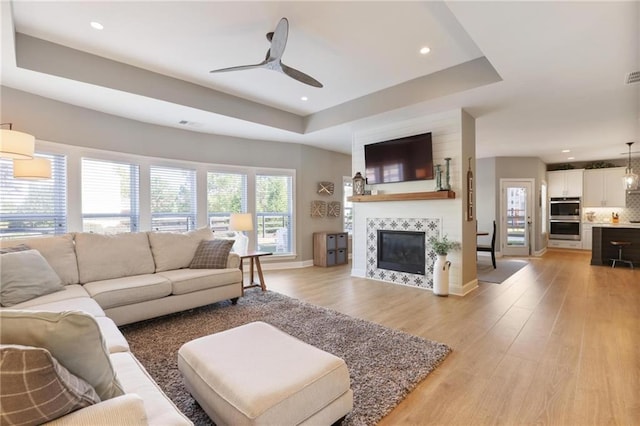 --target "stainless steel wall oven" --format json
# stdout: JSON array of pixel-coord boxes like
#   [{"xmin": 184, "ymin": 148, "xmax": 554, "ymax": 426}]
[{"xmin": 549, "ymin": 197, "xmax": 581, "ymax": 240}]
